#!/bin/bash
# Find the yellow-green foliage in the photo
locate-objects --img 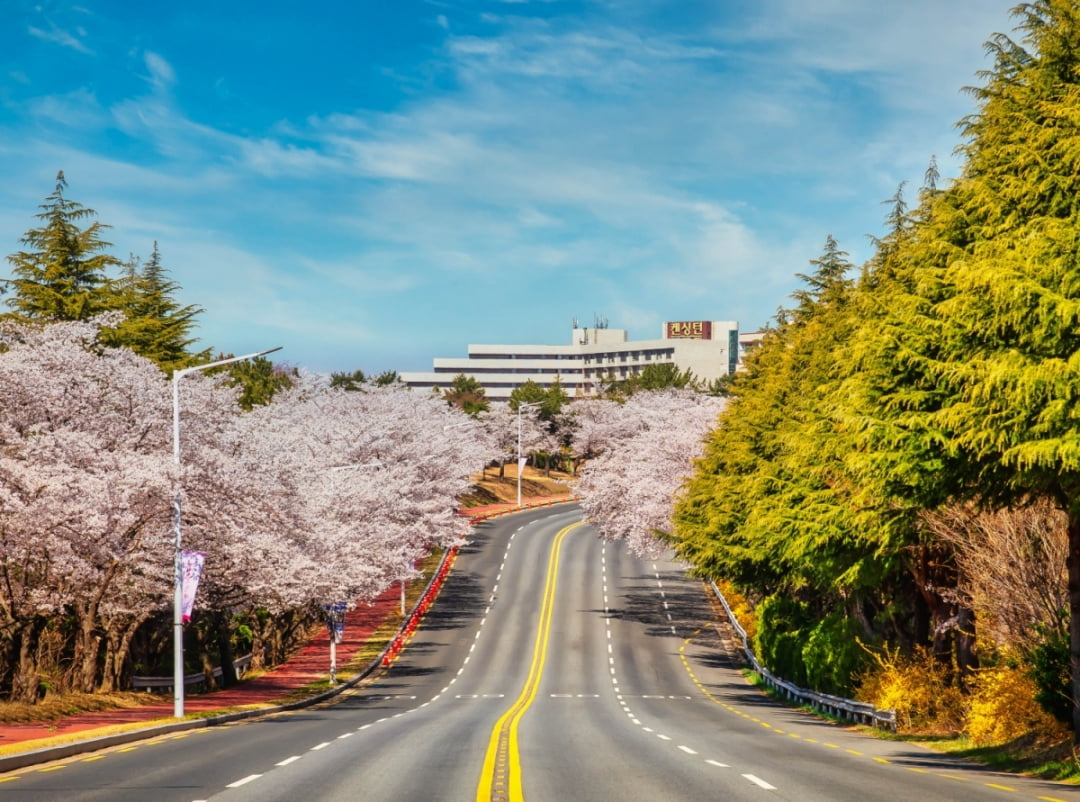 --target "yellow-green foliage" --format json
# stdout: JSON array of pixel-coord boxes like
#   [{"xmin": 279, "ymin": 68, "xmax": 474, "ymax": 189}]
[
  {"xmin": 964, "ymin": 663, "xmax": 1068, "ymax": 746},
  {"xmin": 855, "ymin": 645, "xmax": 964, "ymax": 733},
  {"xmin": 716, "ymin": 579, "xmax": 756, "ymax": 643}
]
